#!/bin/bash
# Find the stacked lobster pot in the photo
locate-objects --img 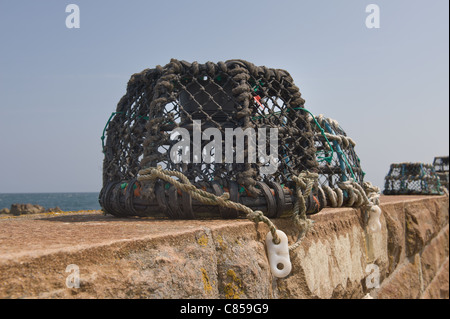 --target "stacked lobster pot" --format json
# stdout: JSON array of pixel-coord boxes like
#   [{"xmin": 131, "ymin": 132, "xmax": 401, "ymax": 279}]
[{"xmin": 99, "ymin": 59, "xmax": 380, "ymax": 226}]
